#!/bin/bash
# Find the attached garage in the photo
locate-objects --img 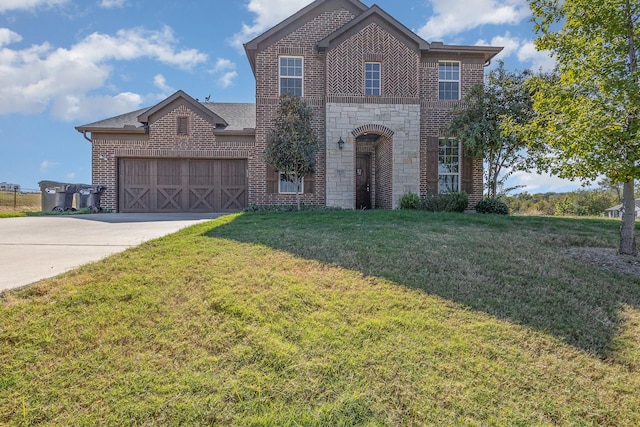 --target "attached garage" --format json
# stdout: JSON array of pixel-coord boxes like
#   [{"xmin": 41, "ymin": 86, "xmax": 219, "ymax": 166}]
[{"xmin": 118, "ymin": 158, "xmax": 248, "ymax": 213}]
